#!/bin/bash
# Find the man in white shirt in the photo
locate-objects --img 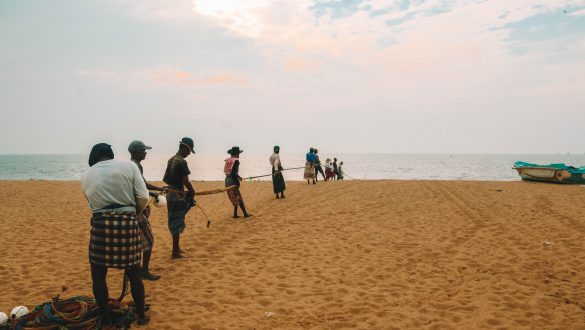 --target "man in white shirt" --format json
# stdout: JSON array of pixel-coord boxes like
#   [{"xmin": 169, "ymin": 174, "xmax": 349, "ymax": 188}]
[
  {"xmin": 269, "ymin": 145, "xmax": 286, "ymax": 199},
  {"xmin": 81, "ymin": 143, "xmax": 150, "ymax": 326}
]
